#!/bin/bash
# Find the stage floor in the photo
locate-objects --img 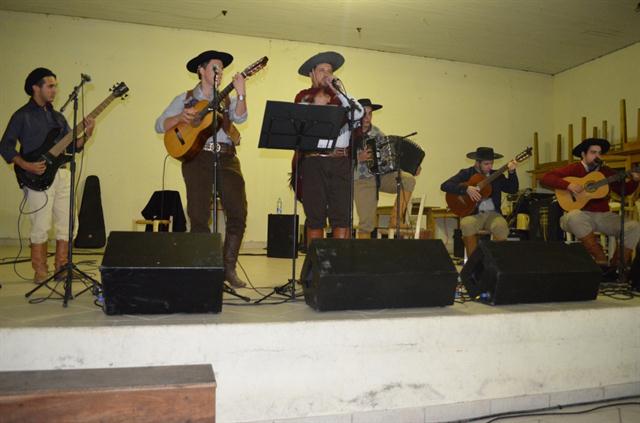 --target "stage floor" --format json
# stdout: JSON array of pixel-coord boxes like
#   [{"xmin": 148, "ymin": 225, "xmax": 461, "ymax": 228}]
[{"xmin": 1, "ymin": 244, "xmax": 639, "ymax": 423}]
